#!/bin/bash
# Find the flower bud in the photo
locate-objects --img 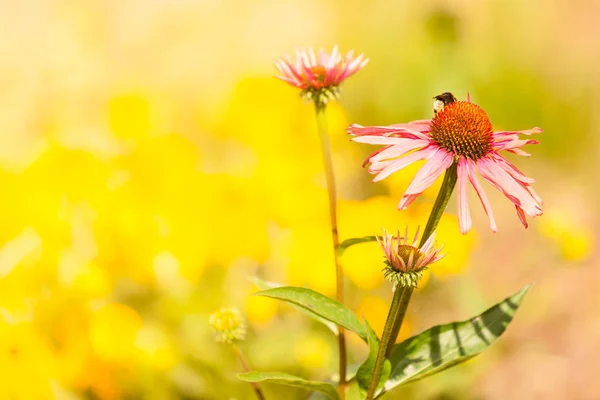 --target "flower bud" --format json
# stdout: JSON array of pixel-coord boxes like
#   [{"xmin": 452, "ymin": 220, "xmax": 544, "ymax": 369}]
[{"xmin": 377, "ymin": 227, "xmax": 444, "ymax": 288}]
